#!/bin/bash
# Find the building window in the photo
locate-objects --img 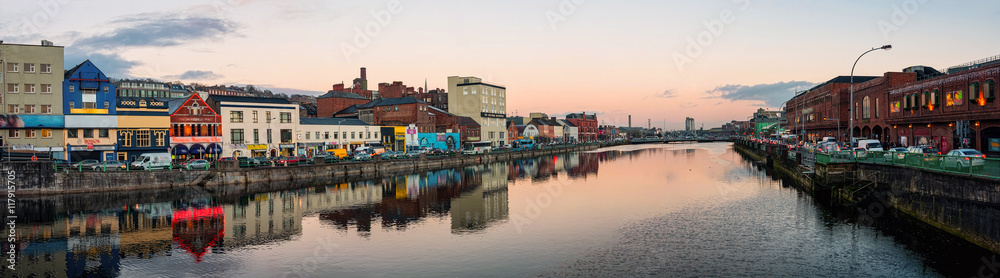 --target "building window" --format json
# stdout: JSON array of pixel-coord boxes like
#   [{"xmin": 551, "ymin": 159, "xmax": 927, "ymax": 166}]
[
  {"xmin": 986, "ymin": 80, "xmax": 997, "ymax": 100},
  {"xmin": 26, "ymin": 105, "xmax": 35, "ymax": 114},
  {"xmin": 25, "ymin": 130, "xmax": 36, "ymax": 138},
  {"xmin": 41, "ymin": 129, "xmax": 52, "ymax": 138},
  {"xmin": 463, "ymin": 88, "xmax": 468, "ymax": 95},
  {"xmin": 104, "ymin": 86, "xmax": 109, "ymax": 93},
  {"xmin": 253, "ymin": 111, "xmax": 259, "ymax": 123},
  {"xmin": 42, "ymin": 84, "xmax": 52, "ymax": 94},
  {"xmin": 7, "ymin": 129, "xmax": 18, "ymax": 138},
  {"xmin": 7, "ymin": 104, "xmax": 18, "ymax": 114},
  {"xmin": 280, "ymin": 129, "xmax": 292, "ymax": 143},
  {"xmin": 393, "ymin": 106, "xmax": 399, "ymax": 111},
  {"xmin": 862, "ymin": 96, "xmax": 870, "ymax": 119},
  {"xmin": 136, "ymin": 130, "xmax": 150, "ymax": 147},
  {"xmin": 104, "ymin": 101, "xmax": 110, "ymax": 109},
  {"xmin": 231, "ymin": 111, "xmax": 244, "ymax": 122},
  {"xmin": 83, "ymin": 129, "xmax": 94, "ymax": 138},
  {"xmin": 67, "ymin": 129, "xmax": 78, "ymax": 138},
  {"xmin": 6, "ymin": 63, "xmax": 18, "ymax": 72},
  {"xmin": 280, "ymin": 112, "xmax": 291, "ymax": 123},
  {"xmin": 306, "ymin": 131, "xmax": 311, "ymax": 140},
  {"xmin": 7, "ymin": 83, "xmax": 19, "ymax": 94},
  {"xmin": 69, "ymin": 85, "xmax": 74, "ymax": 93},
  {"xmin": 332, "ymin": 132, "xmax": 337, "ymax": 139},
  {"xmin": 25, "ymin": 84, "xmax": 35, "ymax": 93},
  {"xmin": 326, "ymin": 132, "xmax": 331, "ymax": 139},
  {"xmin": 231, "ymin": 129, "xmax": 244, "ymax": 144},
  {"xmin": 253, "ymin": 129, "xmax": 260, "ymax": 144},
  {"xmin": 315, "ymin": 131, "xmax": 319, "ymax": 140},
  {"xmin": 343, "ymin": 132, "xmax": 347, "ymax": 139},
  {"xmin": 40, "ymin": 104, "xmax": 51, "ymax": 114},
  {"xmin": 874, "ymin": 98, "xmax": 879, "ymax": 118},
  {"xmin": 351, "ymin": 132, "xmax": 355, "ymax": 139},
  {"xmin": 41, "ymin": 64, "xmax": 51, "ymax": 73},
  {"xmin": 266, "ymin": 111, "xmax": 272, "ymax": 123},
  {"xmin": 99, "ymin": 129, "xmax": 109, "ymax": 138}
]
